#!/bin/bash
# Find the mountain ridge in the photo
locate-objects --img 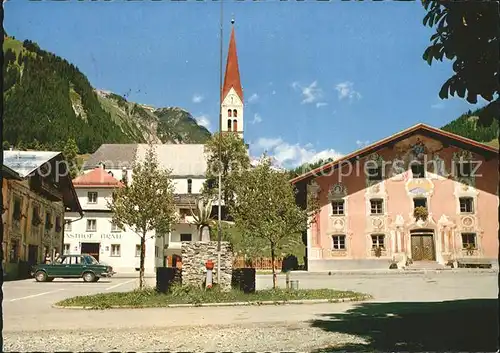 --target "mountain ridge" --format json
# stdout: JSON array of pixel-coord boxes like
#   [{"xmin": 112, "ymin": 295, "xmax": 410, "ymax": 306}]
[{"xmin": 2, "ymin": 36, "xmax": 211, "ymax": 154}]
